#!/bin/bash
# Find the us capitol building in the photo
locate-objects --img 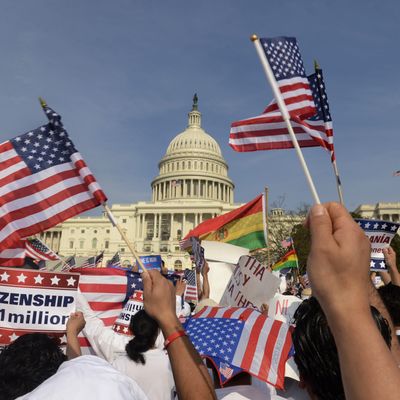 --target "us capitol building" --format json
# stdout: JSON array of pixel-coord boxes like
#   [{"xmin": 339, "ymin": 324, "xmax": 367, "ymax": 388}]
[{"xmin": 40, "ymin": 96, "xmax": 239, "ymax": 270}]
